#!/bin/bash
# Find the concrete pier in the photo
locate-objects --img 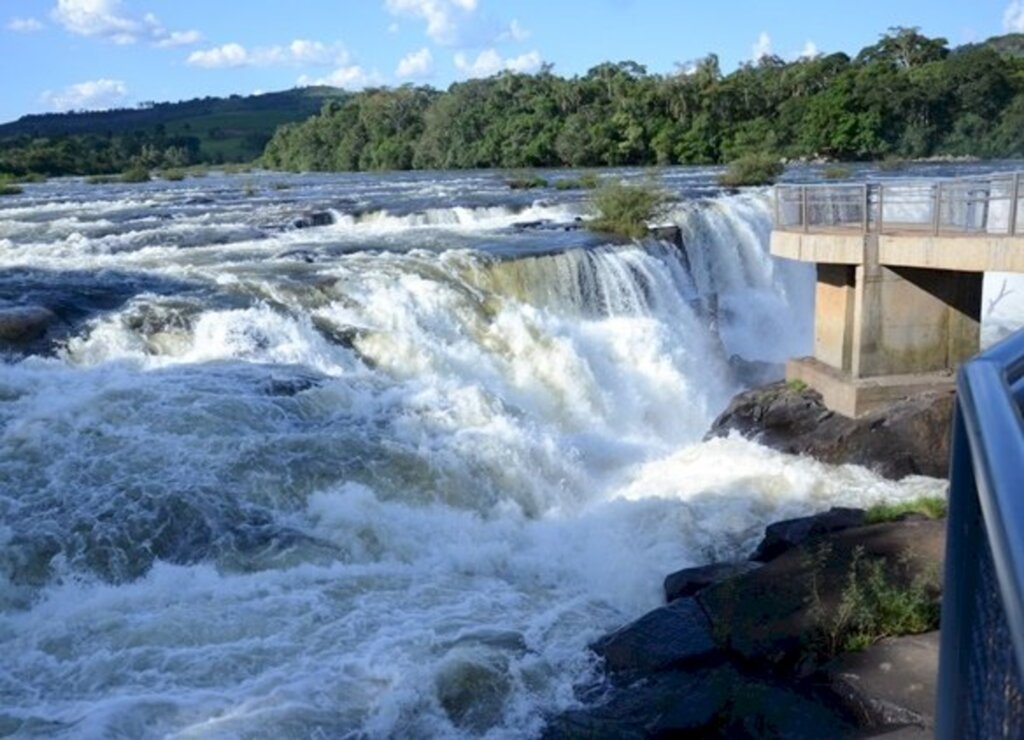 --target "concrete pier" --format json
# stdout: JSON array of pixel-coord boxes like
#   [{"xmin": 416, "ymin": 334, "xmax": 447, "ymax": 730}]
[{"xmin": 773, "ymin": 175, "xmax": 1024, "ymax": 417}]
